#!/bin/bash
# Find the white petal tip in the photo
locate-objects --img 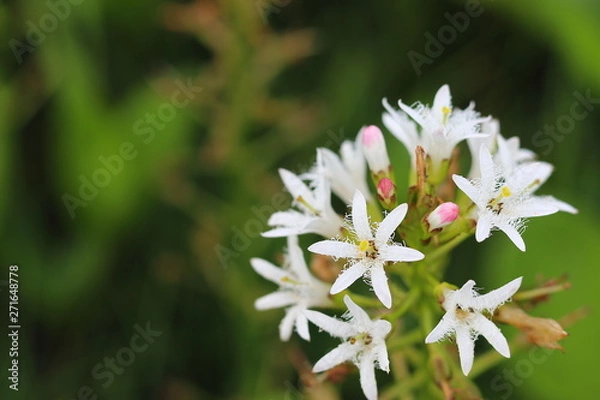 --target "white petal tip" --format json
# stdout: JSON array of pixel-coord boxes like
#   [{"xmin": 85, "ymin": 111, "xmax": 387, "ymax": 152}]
[
  {"xmin": 312, "ymin": 365, "xmax": 326, "ymax": 373},
  {"xmin": 330, "ymin": 286, "xmax": 343, "ymax": 295},
  {"xmin": 513, "ymin": 276, "xmax": 523, "ymax": 286},
  {"xmin": 424, "ymin": 336, "xmax": 436, "ymax": 344}
]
